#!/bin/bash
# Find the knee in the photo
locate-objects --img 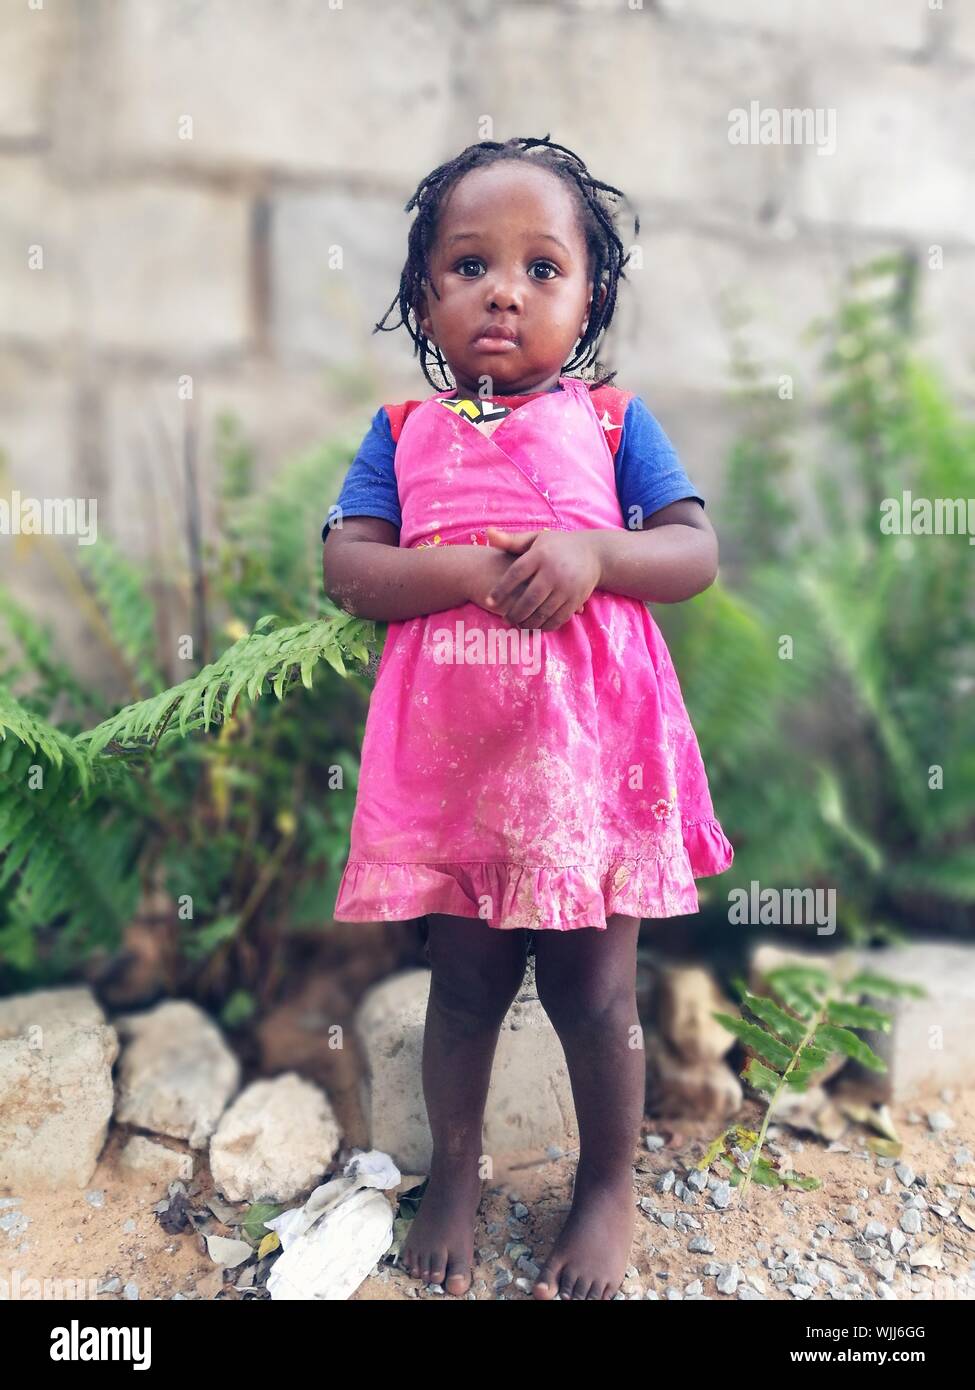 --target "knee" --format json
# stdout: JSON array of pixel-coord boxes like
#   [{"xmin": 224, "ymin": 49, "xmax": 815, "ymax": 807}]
[
  {"xmin": 536, "ymin": 975, "xmax": 637, "ymax": 1039},
  {"xmin": 429, "ymin": 960, "xmax": 524, "ymax": 1032}
]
